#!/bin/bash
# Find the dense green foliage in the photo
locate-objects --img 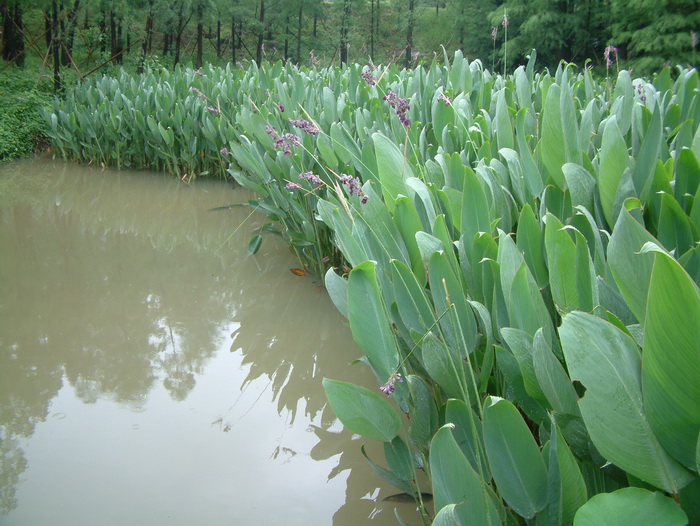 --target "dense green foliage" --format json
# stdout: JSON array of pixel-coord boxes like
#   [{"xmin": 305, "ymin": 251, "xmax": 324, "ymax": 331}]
[
  {"xmin": 0, "ymin": 69, "xmax": 52, "ymax": 161},
  {"xmin": 44, "ymin": 54, "xmax": 700, "ymax": 524},
  {"xmin": 1, "ymin": 0, "xmax": 698, "ymax": 77}
]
